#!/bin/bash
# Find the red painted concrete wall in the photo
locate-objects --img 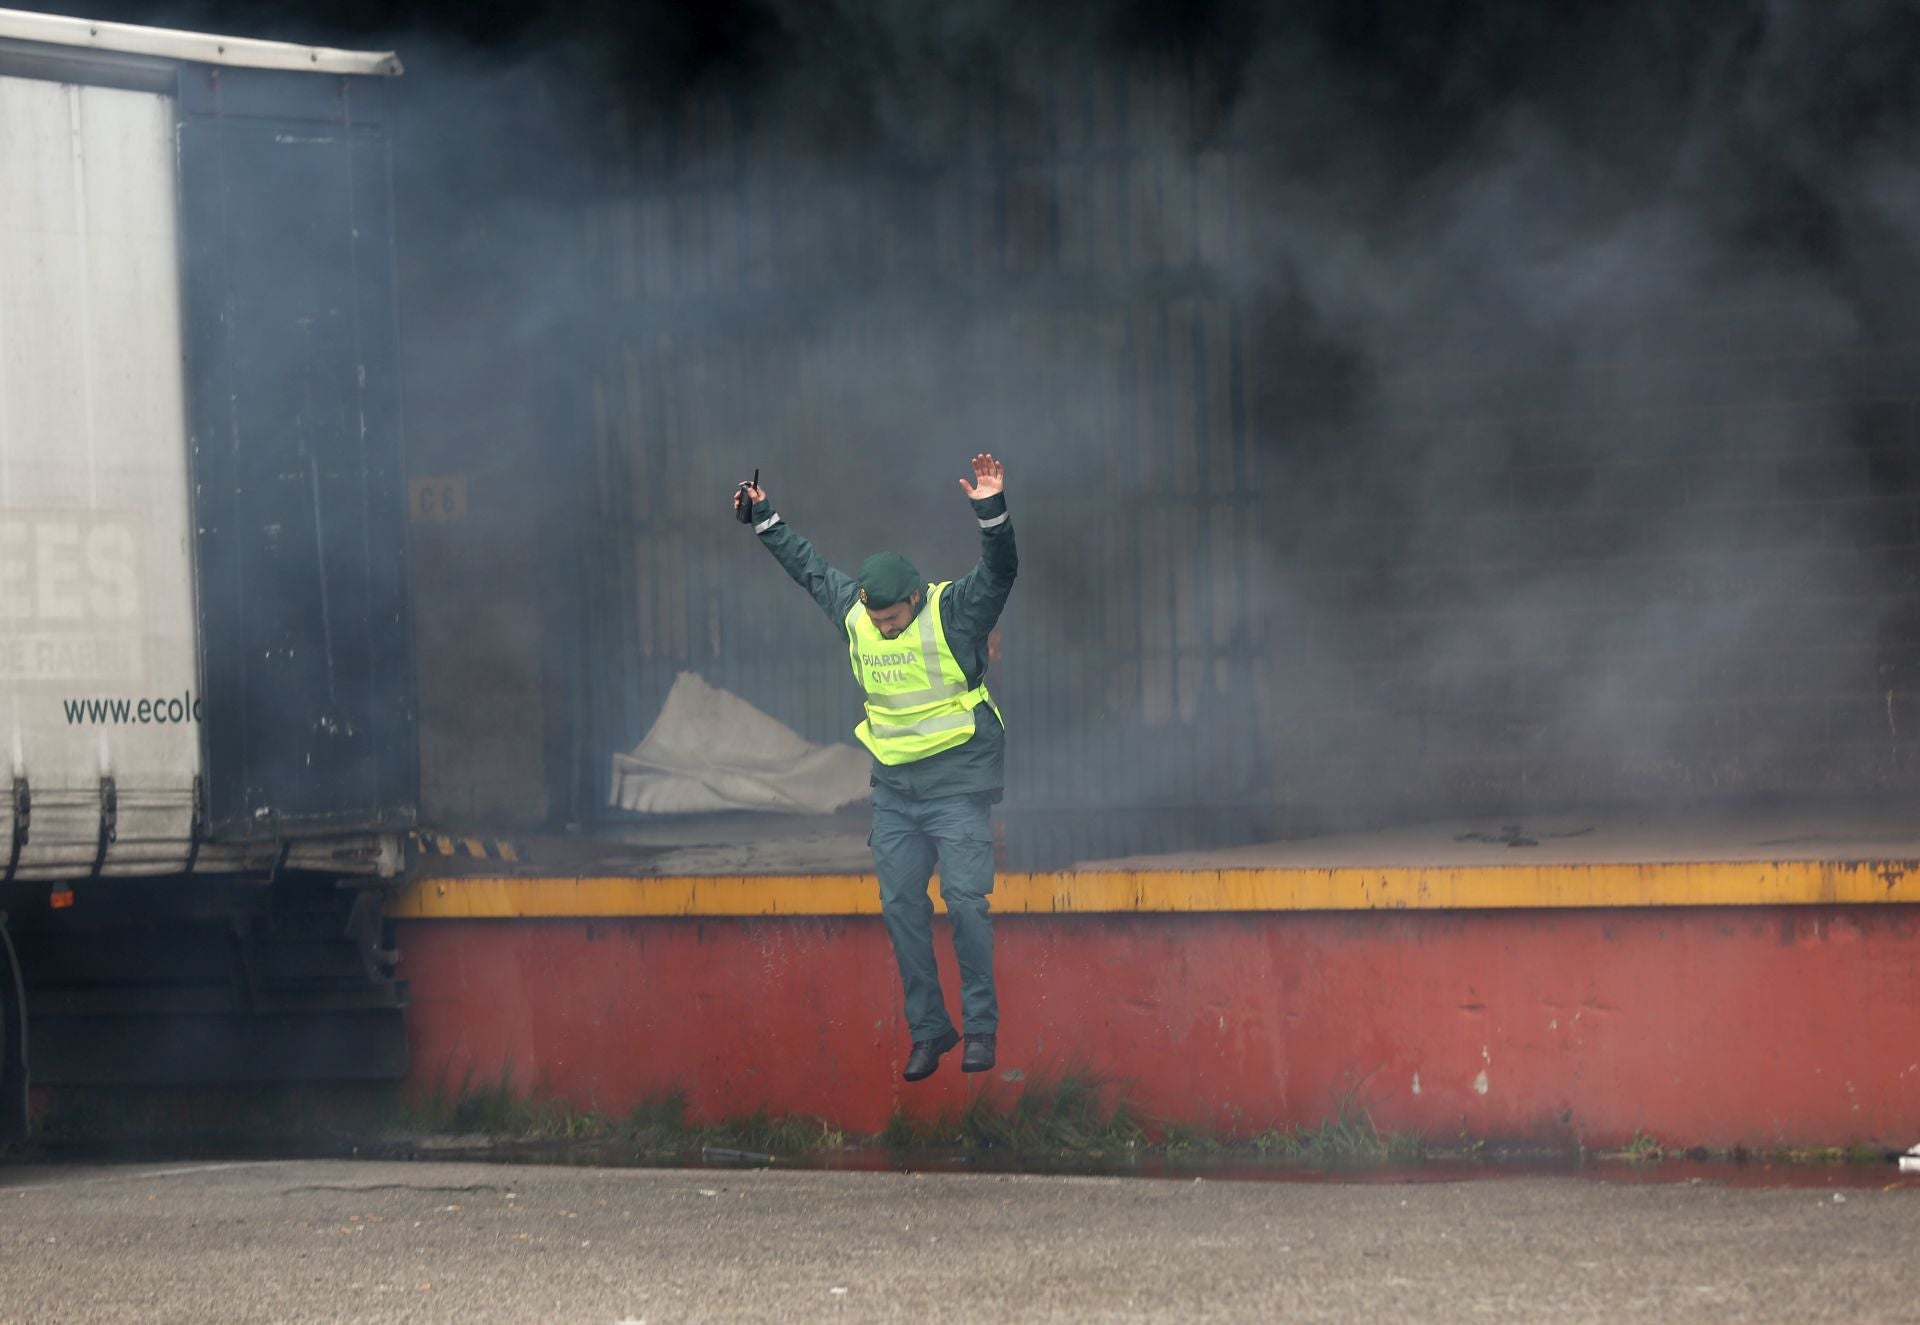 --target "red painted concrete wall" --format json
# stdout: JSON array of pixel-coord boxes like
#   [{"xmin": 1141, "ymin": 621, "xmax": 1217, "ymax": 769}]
[{"xmin": 394, "ymin": 907, "xmax": 1920, "ymax": 1147}]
